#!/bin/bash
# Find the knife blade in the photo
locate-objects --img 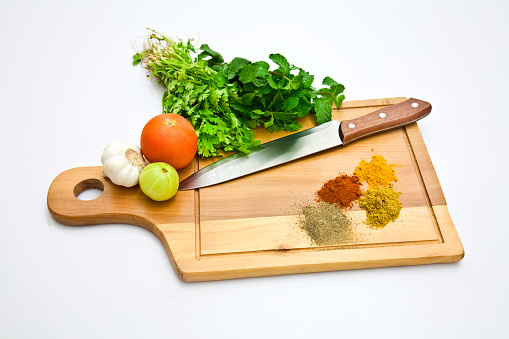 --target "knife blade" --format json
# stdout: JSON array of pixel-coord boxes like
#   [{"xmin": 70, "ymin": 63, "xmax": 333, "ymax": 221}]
[{"xmin": 178, "ymin": 98, "xmax": 431, "ymax": 190}]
